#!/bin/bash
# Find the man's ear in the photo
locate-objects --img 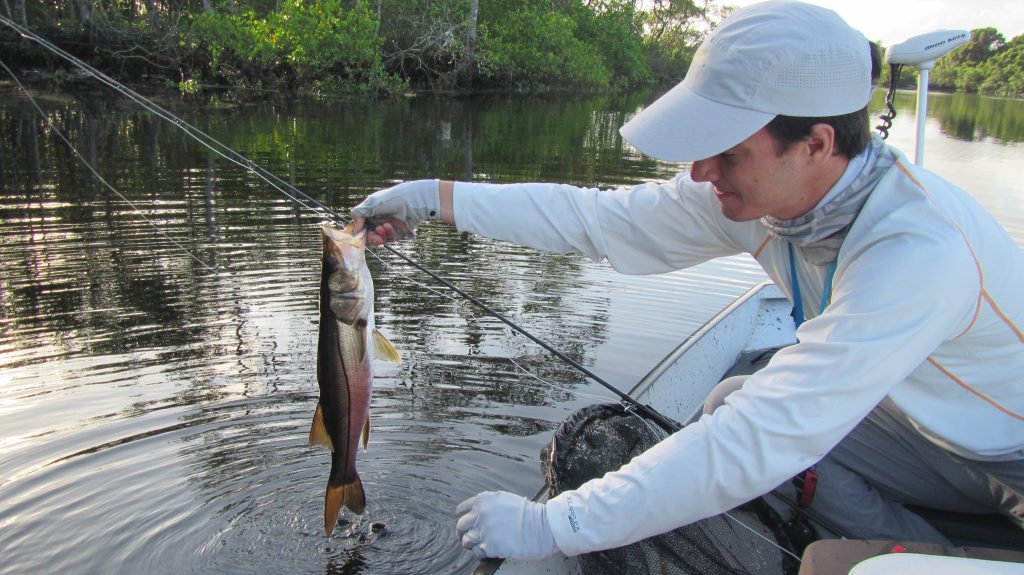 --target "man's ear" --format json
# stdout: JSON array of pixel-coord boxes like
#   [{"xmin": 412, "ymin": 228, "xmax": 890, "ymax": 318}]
[{"xmin": 805, "ymin": 123, "xmax": 838, "ymax": 164}]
